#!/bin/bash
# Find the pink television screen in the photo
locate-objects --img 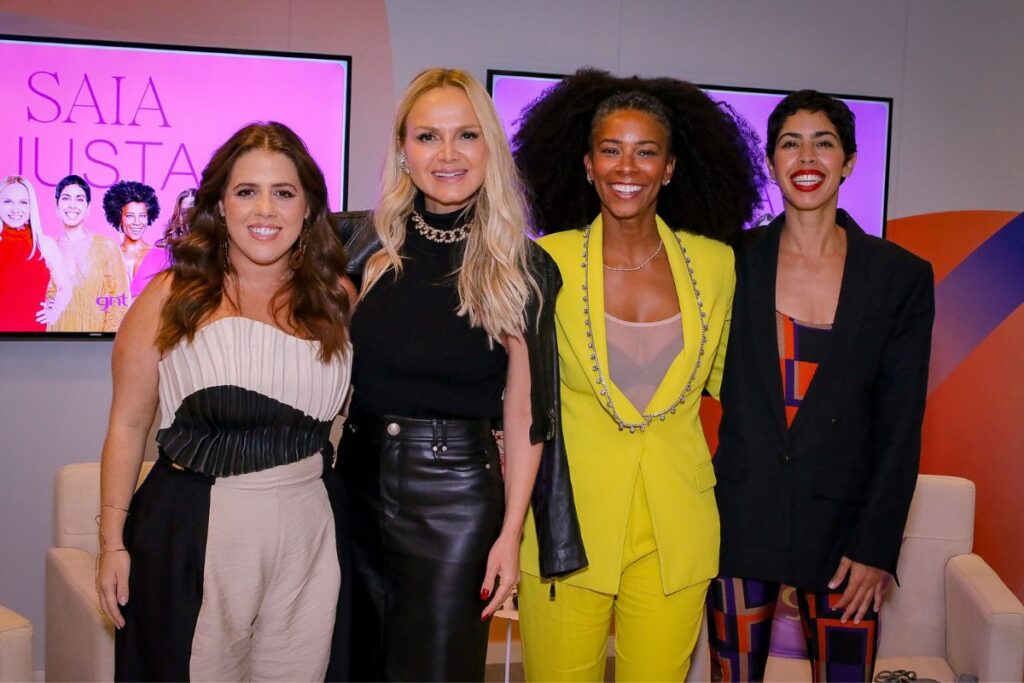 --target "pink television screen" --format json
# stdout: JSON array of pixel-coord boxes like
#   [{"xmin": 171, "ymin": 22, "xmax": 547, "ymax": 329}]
[
  {"xmin": 487, "ymin": 69, "xmax": 892, "ymax": 238},
  {"xmin": 0, "ymin": 35, "xmax": 350, "ymax": 339}
]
